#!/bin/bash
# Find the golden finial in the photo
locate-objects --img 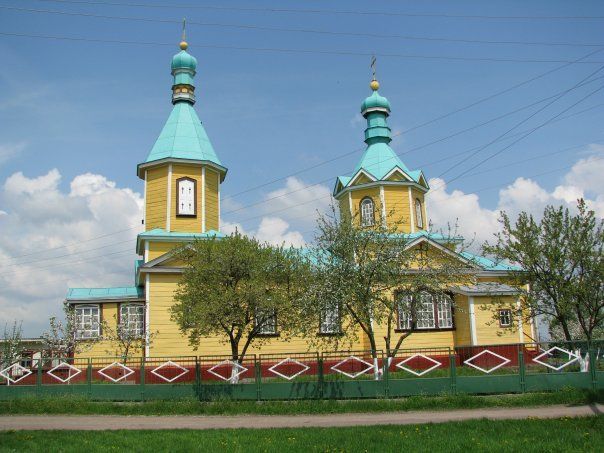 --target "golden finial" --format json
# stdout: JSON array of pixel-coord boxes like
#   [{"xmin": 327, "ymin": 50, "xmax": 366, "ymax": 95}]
[
  {"xmin": 180, "ymin": 18, "xmax": 188, "ymax": 50},
  {"xmin": 370, "ymin": 55, "xmax": 379, "ymax": 91}
]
